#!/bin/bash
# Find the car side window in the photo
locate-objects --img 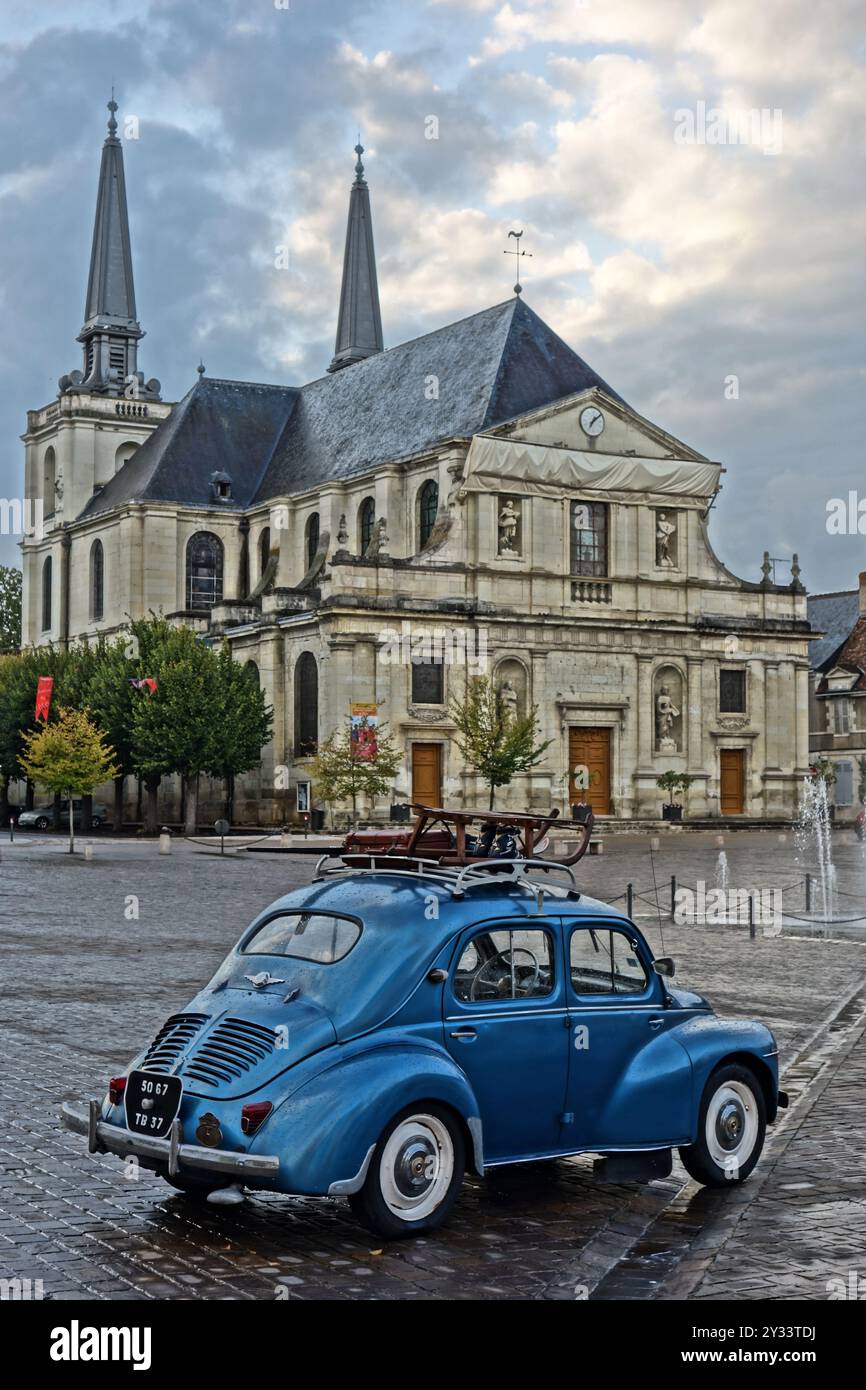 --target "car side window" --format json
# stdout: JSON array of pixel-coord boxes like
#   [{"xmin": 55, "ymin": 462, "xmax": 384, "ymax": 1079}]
[
  {"xmin": 453, "ymin": 927, "xmax": 554, "ymax": 1003},
  {"xmin": 569, "ymin": 926, "xmax": 648, "ymax": 997}
]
